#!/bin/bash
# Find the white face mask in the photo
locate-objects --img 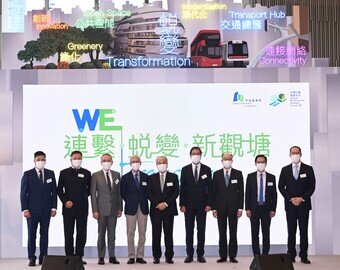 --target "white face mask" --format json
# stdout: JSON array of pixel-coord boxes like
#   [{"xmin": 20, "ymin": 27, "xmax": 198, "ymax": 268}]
[
  {"xmin": 157, "ymin": 164, "xmax": 167, "ymax": 173},
  {"xmin": 222, "ymin": 160, "xmax": 233, "ymax": 169},
  {"xmin": 71, "ymin": 159, "xmax": 82, "ymax": 169},
  {"xmin": 256, "ymin": 163, "xmax": 266, "ymax": 172},
  {"xmin": 35, "ymin": 161, "xmax": 46, "ymax": 170},
  {"xmin": 291, "ymin": 154, "xmax": 301, "ymax": 164},
  {"xmin": 102, "ymin": 162, "xmax": 112, "ymax": 171},
  {"xmin": 191, "ymin": 155, "xmax": 201, "ymax": 164},
  {"xmin": 131, "ymin": 162, "xmax": 141, "ymax": 171}
]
